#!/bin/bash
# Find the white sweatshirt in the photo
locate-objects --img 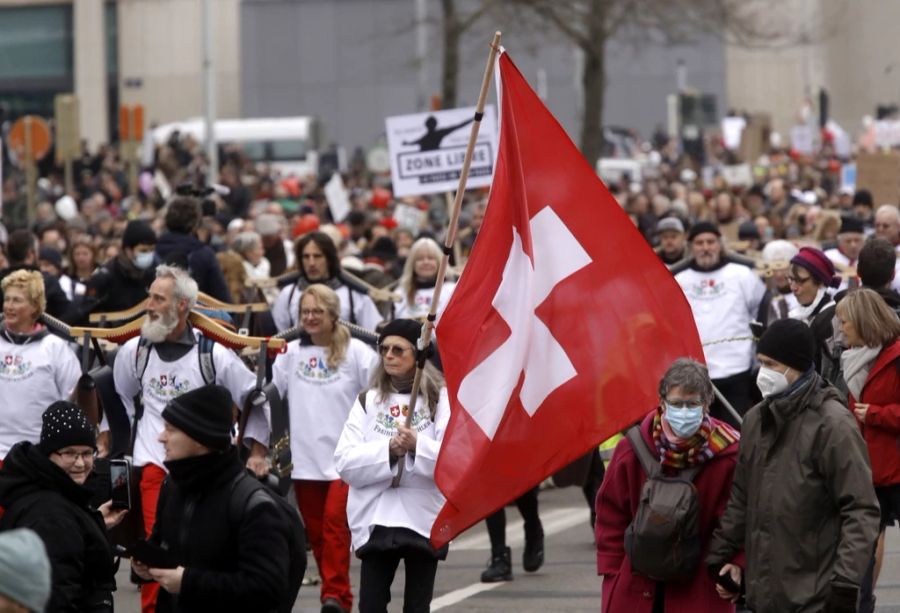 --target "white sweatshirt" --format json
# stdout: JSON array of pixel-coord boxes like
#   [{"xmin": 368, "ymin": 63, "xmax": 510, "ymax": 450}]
[
  {"xmin": 272, "ymin": 338, "xmax": 378, "ymax": 480},
  {"xmin": 394, "ymin": 282, "xmax": 457, "ymax": 321},
  {"xmin": 0, "ymin": 332, "xmax": 80, "ymax": 458},
  {"xmin": 675, "ymin": 262, "xmax": 766, "ymax": 379},
  {"xmin": 112, "ymin": 330, "xmax": 271, "ymax": 468},
  {"xmin": 272, "ymin": 283, "xmax": 383, "ymax": 332},
  {"xmin": 334, "ymin": 388, "xmax": 450, "ymax": 551}
]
